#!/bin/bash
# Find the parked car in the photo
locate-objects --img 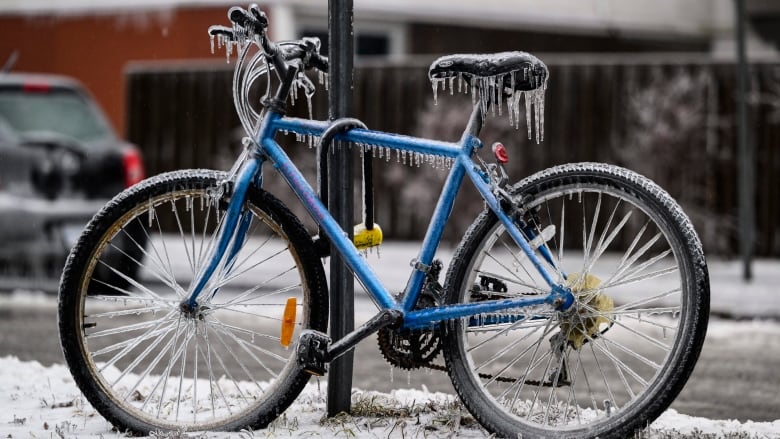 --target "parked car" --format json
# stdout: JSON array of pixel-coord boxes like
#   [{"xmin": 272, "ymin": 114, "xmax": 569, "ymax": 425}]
[{"xmin": 0, "ymin": 72, "xmax": 145, "ymax": 292}]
